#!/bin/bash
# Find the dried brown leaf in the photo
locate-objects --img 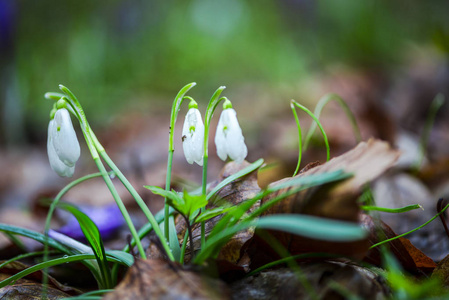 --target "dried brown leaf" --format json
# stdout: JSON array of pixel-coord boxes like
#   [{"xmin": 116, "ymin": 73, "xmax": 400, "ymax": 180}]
[
  {"xmin": 103, "ymin": 258, "xmax": 229, "ymax": 300},
  {"xmin": 361, "ymin": 214, "xmax": 436, "ymax": 275},
  {"xmin": 246, "ymin": 139, "xmax": 399, "ymax": 267}
]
